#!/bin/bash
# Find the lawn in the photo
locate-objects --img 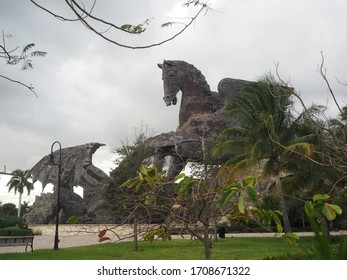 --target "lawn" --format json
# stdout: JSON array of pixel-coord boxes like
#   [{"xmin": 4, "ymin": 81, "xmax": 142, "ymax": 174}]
[{"xmin": 0, "ymin": 236, "xmax": 316, "ymax": 260}]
